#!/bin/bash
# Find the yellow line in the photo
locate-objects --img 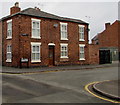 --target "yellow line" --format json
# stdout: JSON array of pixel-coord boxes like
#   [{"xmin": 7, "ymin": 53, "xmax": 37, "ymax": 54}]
[{"xmin": 85, "ymin": 81, "xmax": 120, "ymax": 103}]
